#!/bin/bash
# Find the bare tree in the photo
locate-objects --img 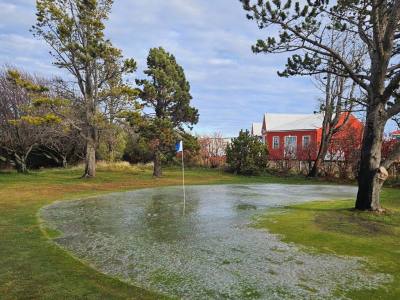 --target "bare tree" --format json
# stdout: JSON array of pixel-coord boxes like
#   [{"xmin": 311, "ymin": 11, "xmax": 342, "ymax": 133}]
[
  {"xmin": 308, "ymin": 32, "xmax": 363, "ymax": 177},
  {"xmin": 0, "ymin": 70, "xmax": 47, "ymax": 172},
  {"xmin": 310, "ymin": 77, "xmax": 358, "ymax": 176},
  {"xmin": 40, "ymin": 125, "xmax": 84, "ymax": 168},
  {"xmin": 297, "ymin": 140, "xmax": 318, "ymax": 174},
  {"xmin": 199, "ymin": 132, "xmax": 227, "ymax": 167}
]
